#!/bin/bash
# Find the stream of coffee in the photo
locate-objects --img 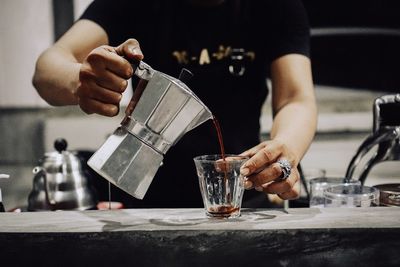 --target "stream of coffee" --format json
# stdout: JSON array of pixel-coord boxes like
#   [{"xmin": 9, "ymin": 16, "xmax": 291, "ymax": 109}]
[
  {"xmin": 212, "ymin": 116, "xmax": 226, "ymax": 161},
  {"xmin": 211, "ymin": 116, "xmax": 240, "ymax": 216}
]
